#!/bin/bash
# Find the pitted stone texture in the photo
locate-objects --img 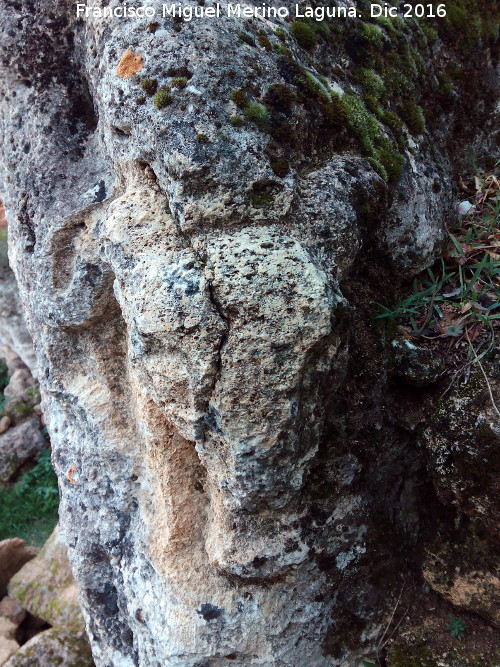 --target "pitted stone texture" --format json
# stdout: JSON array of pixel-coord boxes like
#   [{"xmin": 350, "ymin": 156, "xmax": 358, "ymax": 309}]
[
  {"xmin": 4, "ymin": 627, "xmax": 94, "ymax": 667},
  {"xmin": 0, "ymin": 0, "xmax": 497, "ymax": 665},
  {"xmin": 8, "ymin": 525, "xmax": 84, "ymax": 631},
  {"xmin": 0, "ymin": 240, "xmax": 36, "ymax": 376},
  {"xmin": 0, "ymin": 539, "xmax": 37, "ymax": 599},
  {"xmin": 0, "ymin": 418, "xmax": 46, "ymax": 484}
]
